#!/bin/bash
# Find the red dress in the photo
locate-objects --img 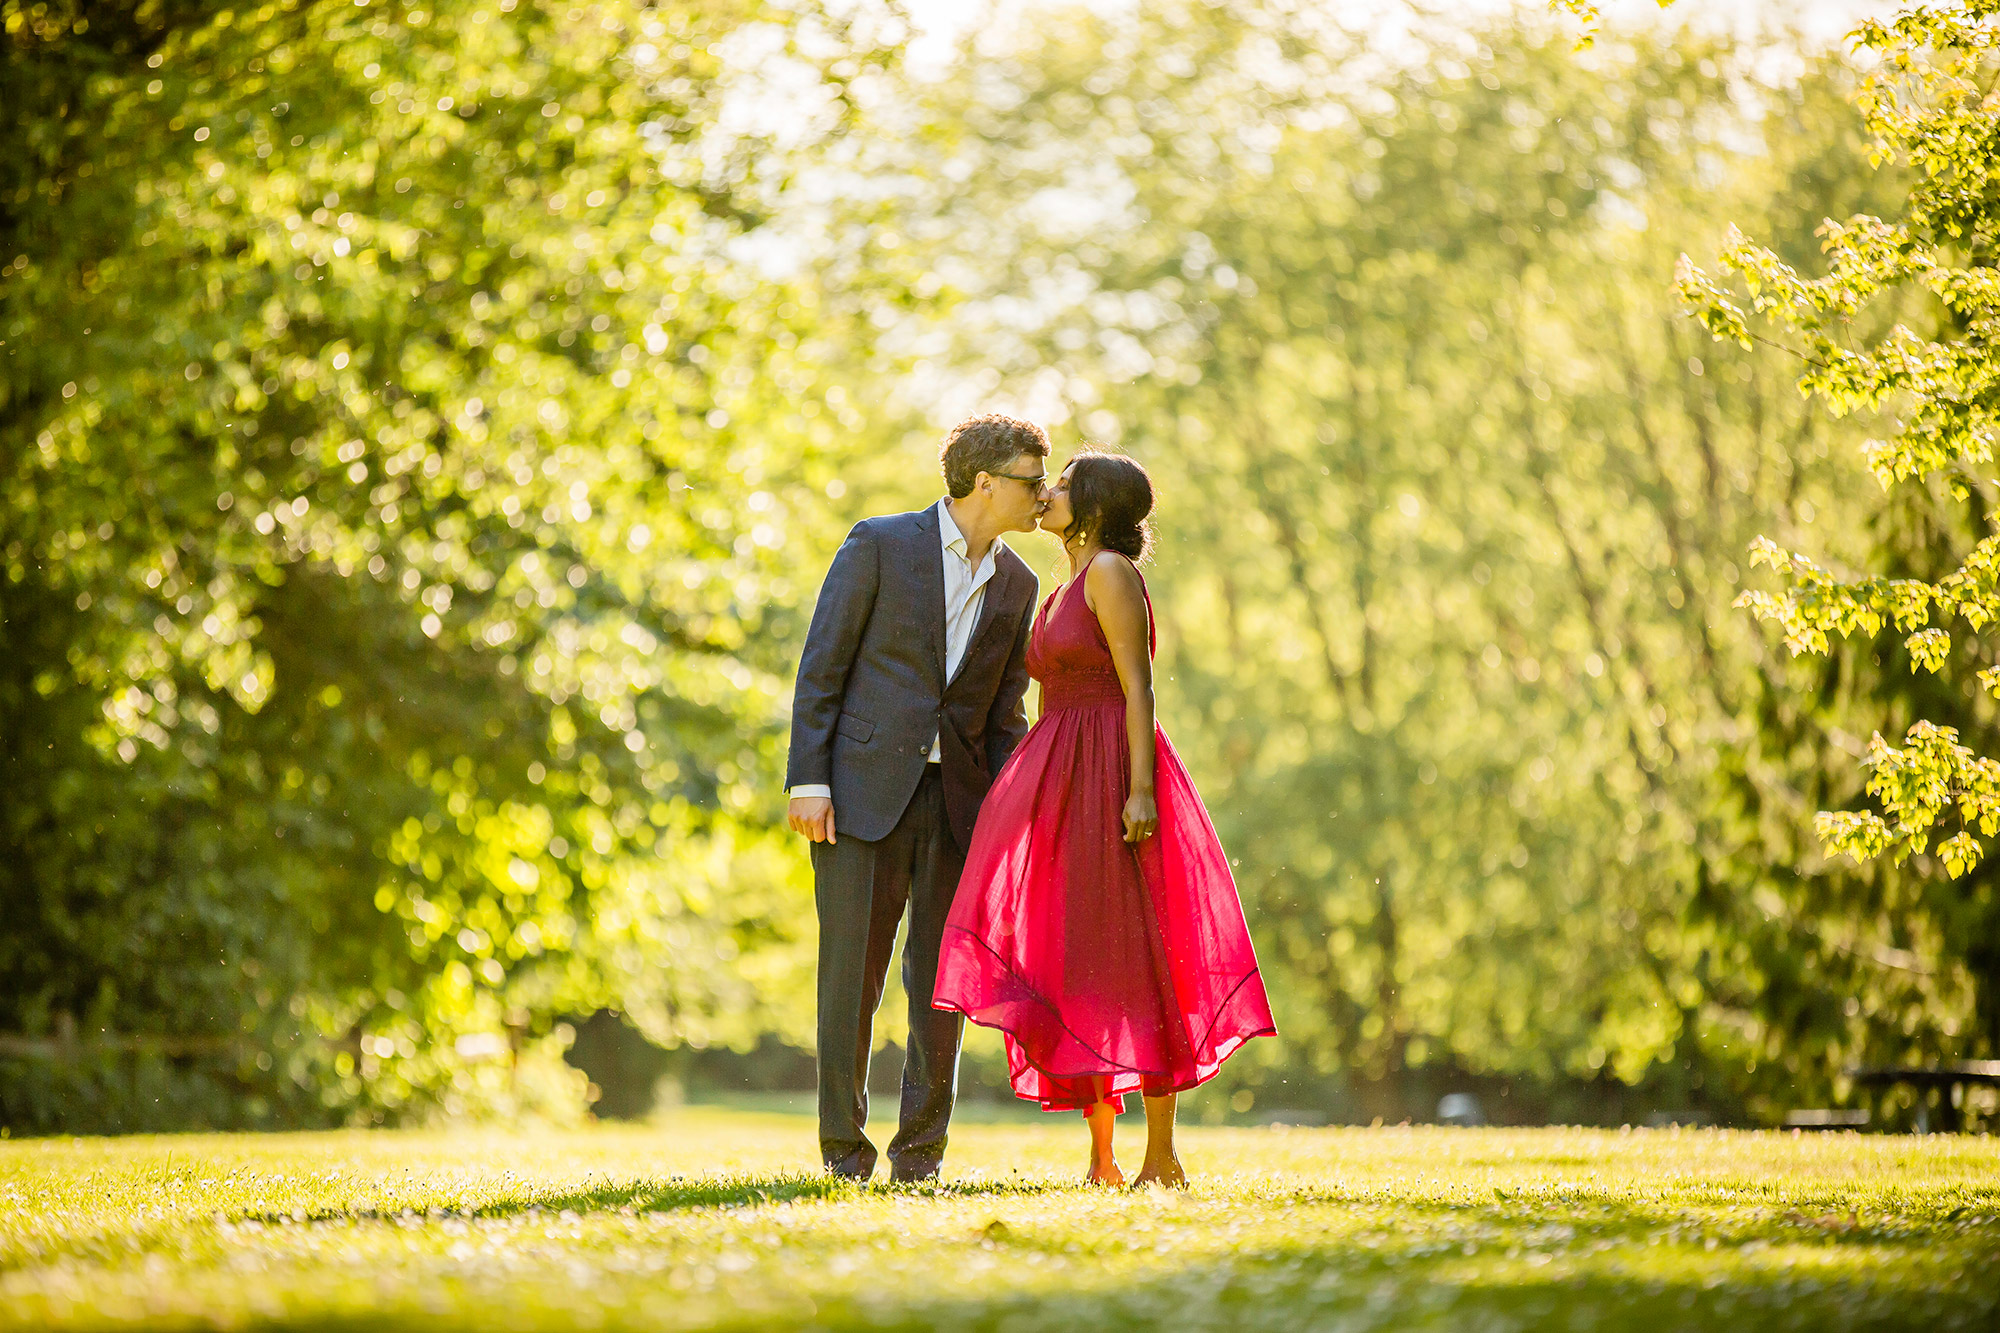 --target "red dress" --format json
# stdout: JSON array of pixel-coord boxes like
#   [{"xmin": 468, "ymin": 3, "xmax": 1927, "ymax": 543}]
[{"xmin": 932, "ymin": 558, "xmax": 1275, "ymax": 1112}]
